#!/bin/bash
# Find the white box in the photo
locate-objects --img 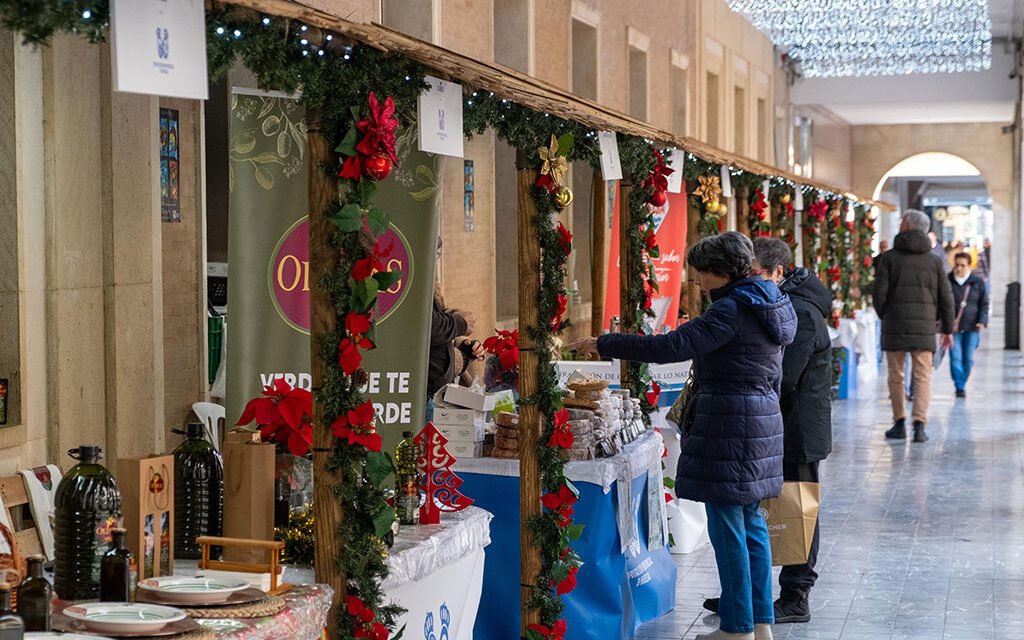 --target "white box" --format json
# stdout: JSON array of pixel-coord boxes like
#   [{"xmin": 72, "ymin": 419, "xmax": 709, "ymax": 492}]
[
  {"xmin": 433, "ymin": 406, "xmax": 485, "ymax": 427},
  {"xmin": 446, "ymin": 441, "xmax": 484, "ymax": 458},
  {"xmin": 437, "ymin": 422, "xmax": 486, "ymax": 443},
  {"xmin": 442, "ymin": 384, "xmax": 497, "ymax": 412}
]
